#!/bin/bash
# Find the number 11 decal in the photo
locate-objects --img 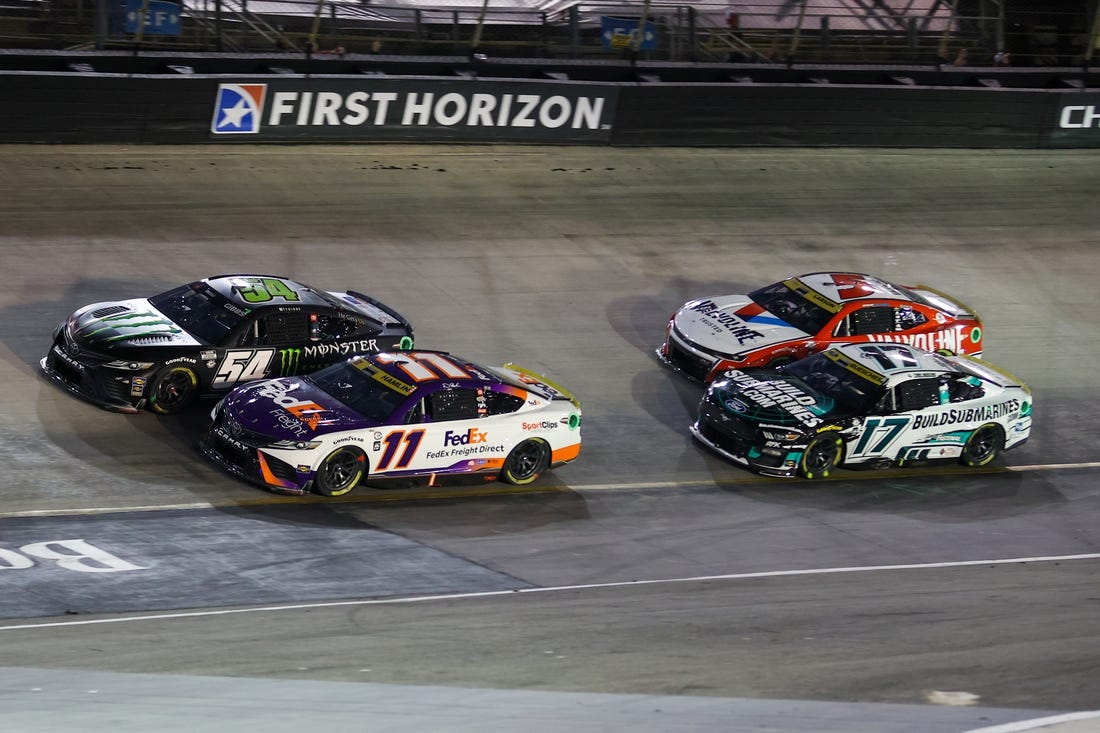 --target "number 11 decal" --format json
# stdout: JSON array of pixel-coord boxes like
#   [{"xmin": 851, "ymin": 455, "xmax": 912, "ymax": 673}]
[{"xmin": 376, "ymin": 429, "xmax": 425, "ymax": 471}]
